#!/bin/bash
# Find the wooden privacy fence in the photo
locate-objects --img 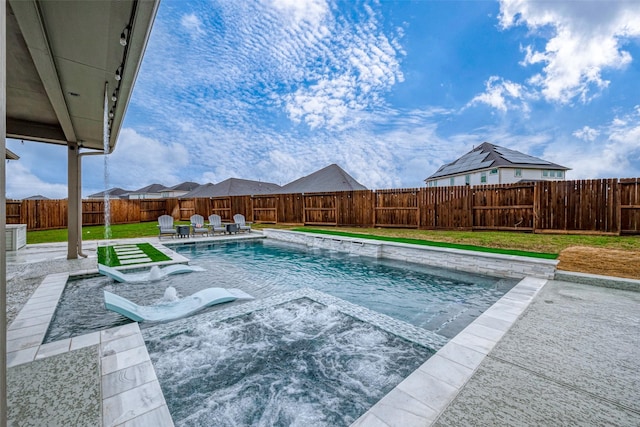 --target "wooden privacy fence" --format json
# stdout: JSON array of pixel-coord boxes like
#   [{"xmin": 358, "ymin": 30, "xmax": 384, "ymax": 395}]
[{"xmin": 7, "ymin": 178, "xmax": 640, "ymax": 235}]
